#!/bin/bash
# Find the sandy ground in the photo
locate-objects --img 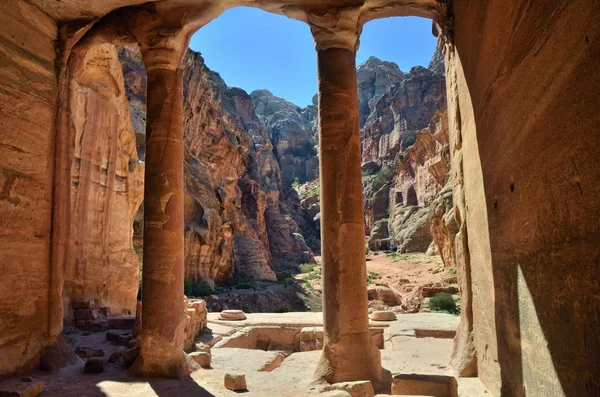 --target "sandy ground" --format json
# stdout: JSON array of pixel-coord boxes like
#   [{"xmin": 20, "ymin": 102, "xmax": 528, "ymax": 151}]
[{"xmin": 302, "ymin": 252, "xmax": 457, "ymax": 312}]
